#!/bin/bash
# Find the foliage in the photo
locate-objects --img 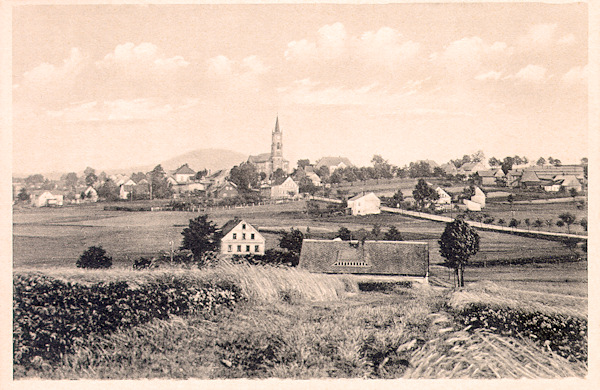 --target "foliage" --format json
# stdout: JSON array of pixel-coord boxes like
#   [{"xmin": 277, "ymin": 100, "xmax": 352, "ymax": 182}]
[
  {"xmin": 97, "ymin": 179, "xmax": 120, "ymax": 201},
  {"xmin": 76, "ymin": 246, "xmax": 112, "ymax": 269},
  {"xmin": 233, "ymin": 249, "xmax": 299, "ymax": 267},
  {"xmin": 569, "ymin": 188, "xmax": 578, "ymax": 198},
  {"xmin": 17, "ymin": 187, "xmax": 30, "ymax": 202},
  {"xmin": 579, "ymin": 218, "xmax": 587, "ymax": 232},
  {"xmin": 132, "ymin": 257, "xmax": 157, "ymax": 270},
  {"xmin": 439, "ymin": 218, "xmax": 480, "ymax": 287},
  {"xmin": 228, "ymin": 162, "xmax": 259, "ymax": 191},
  {"xmin": 336, "ymin": 226, "xmax": 352, "ymax": 241},
  {"xmin": 408, "ymin": 161, "xmax": 433, "ymax": 178},
  {"xmin": 85, "ymin": 173, "xmax": 98, "ymax": 187},
  {"xmin": 149, "ymin": 165, "xmax": 173, "ymax": 199},
  {"xmin": 25, "ymin": 174, "xmax": 45, "ymax": 185},
  {"xmin": 392, "ymin": 189, "xmax": 404, "ymax": 205},
  {"xmin": 64, "ymin": 172, "xmax": 78, "ymax": 190},
  {"xmin": 383, "ymin": 226, "xmax": 403, "ymax": 241},
  {"xmin": 370, "ymin": 224, "xmax": 382, "ymax": 240},
  {"xmin": 13, "ymin": 274, "xmax": 243, "ymax": 368},
  {"xmin": 412, "ymin": 179, "xmax": 439, "ymax": 210},
  {"xmin": 278, "ymin": 228, "xmax": 304, "ymax": 255},
  {"xmin": 180, "ymin": 215, "xmax": 222, "ymax": 261},
  {"xmin": 508, "ymin": 218, "xmax": 521, "ymax": 228},
  {"xmin": 558, "ymin": 212, "xmax": 576, "ymax": 233},
  {"xmin": 455, "ymin": 303, "xmax": 587, "ymax": 363}
]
